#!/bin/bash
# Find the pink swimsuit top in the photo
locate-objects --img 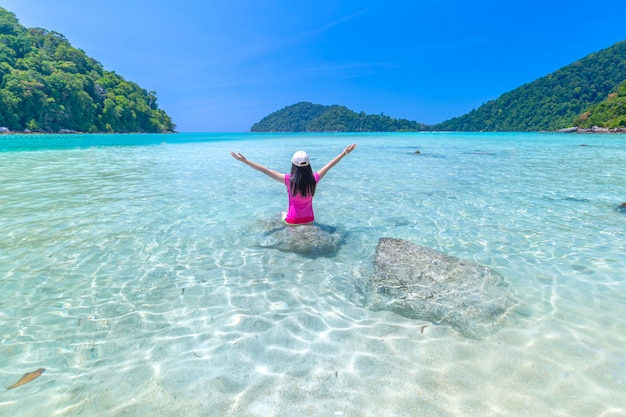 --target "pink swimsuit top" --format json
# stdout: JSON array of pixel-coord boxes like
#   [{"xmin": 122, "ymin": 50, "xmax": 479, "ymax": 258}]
[{"xmin": 284, "ymin": 173, "xmax": 320, "ymax": 225}]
